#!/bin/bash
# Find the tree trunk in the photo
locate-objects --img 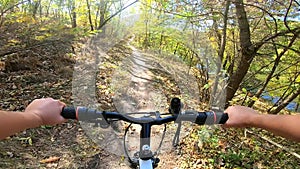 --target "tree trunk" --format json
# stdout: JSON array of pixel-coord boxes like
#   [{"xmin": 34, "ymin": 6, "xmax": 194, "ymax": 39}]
[
  {"xmin": 143, "ymin": 18, "xmax": 149, "ymax": 48},
  {"xmin": 71, "ymin": 6, "xmax": 77, "ymax": 28},
  {"xmin": 159, "ymin": 31, "xmax": 164, "ymax": 53},
  {"xmin": 95, "ymin": 4, "xmax": 100, "ymax": 29},
  {"xmin": 45, "ymin": 0, "xmax": 53, "ymax": 17},
  {"xmin": 31, "ymin": 0, "xmax": 41, "ymax": 19},
  {"xmin": 296, "ymin": 98, "xmax": 300, "ymax": 112},
  {"xmin": 226, "ymin": 0, "xmax": 257, "ymax": 106},
  {"xmin": 98, "ymin": 0, "xmax": 107, "ymax": 32},
  {"xmin": 86, "ymin": 0, "xmax": 94, "ymax": 31},
  {"xmin": 210, "ymin": 0, "xmax": 230, "ymax": 109}
]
